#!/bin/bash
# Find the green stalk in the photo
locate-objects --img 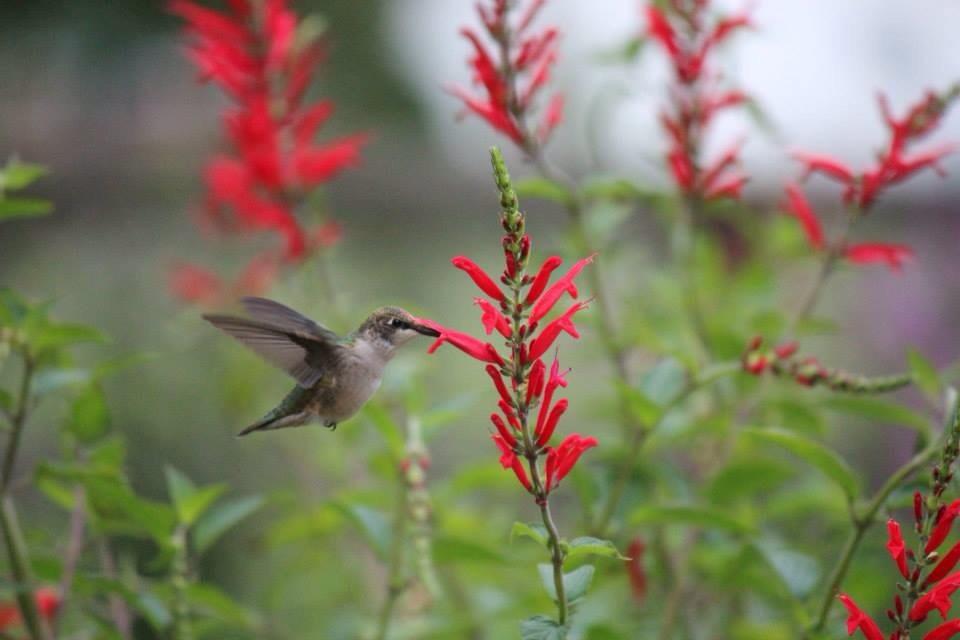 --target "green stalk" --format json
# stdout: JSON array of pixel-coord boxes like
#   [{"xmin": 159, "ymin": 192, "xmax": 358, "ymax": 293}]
[{"xmin": 171, "ymin": 525, "xmax": 193, "ymax": 640}]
